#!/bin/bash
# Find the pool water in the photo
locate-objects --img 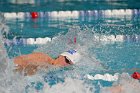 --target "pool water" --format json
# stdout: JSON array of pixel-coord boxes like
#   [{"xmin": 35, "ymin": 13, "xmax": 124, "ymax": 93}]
[{"xmin": 0, "ymin": 0, "xmax": 140, "ymax": 93}]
